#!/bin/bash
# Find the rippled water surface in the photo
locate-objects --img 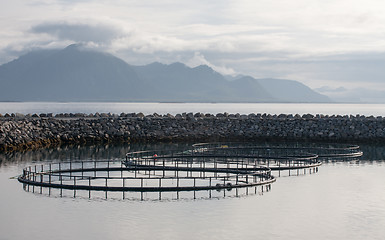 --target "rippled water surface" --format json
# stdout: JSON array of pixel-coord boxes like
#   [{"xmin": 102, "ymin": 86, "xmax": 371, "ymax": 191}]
[{"xmin": 1, "ymin": 143, "xmax": 385, "ymax": 240}]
